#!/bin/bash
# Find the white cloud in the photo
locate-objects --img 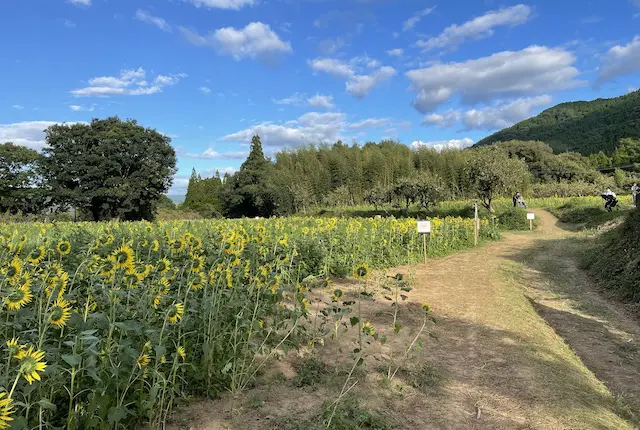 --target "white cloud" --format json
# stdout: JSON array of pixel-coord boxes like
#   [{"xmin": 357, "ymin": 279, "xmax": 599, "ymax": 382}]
[
  {"xmin": 184, "ymin": 148, "xmax": 248, "ymax": 159},
  {"xmin": 347, "ymin": 118, "xmax": 390, "ymax": 129},
  {"xmin": 71, "ymin": 68, "xmax": 185, "ymax": 97},
  {"xmin": 184, "ymin": 0, "xmax": 254, "ymax": 10},
  {"xmin": 69, "ymin": 104, "xmax": 95, "ymax": 112},
  {"xmin": 417, "ymin": 5, "xmax": 532, "ymax": 51},
  {"xmin": 403, "ymin": 6, "xmax": 436, "ymax": 32},
  {"xmin": 406, "ymin": 45, "xmax": 580, "ymax": 112},
  {"xmin": 199, "ymin": 86, "xmax": 211, "ymax": 94},
  {"xmin": 345, "ymin": 66, "xmax": 396, "ymax": 98},
  {"xmin": 386, "ymin": 48, "xmax": 404, "ymax": 57},
  {"xmin": 317, "ymin": 37, "xmax": 347, "ymax": 55},
  {"xmin": 68, "ymin": 0, "xmax": 91, "ymax": 6},
  {"xmin": 12, "ymin": 105, "xmax": 24, "ymax": 110},
  {"xmin": 597, "ymin": 36, "xmax": 640, "ymax": 84},
  {"xmin": 411, "ymin": 138, "xmax": 474, "ymax": 152},
  {"xmin": 307, "ymin": 94, "xmax": 335, "ymax": 109},
  {"xmin": 422, "ymin": 110, "xmax": 461, "ymax": 128},
  {"xmin": 309, "ymin": 57, "xmax": 396, "ymax": 98},
  {"xmin": 179, "ymin": 22, "xmax": 292, "ymax": 62},
  {"xmin": 135, "ymin": 10, "xmax": 172, "ymax": 32},
  {"xmin": 461, "ymin": 95, "xmax": 552, "ymax": 130},
  {"xmin": 273, "ymin": 92, "xmax": 305, "ymax": 105},
  {"xmin": 0, "ymin": 121, "xmax": 81, "ymax": 151}
]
